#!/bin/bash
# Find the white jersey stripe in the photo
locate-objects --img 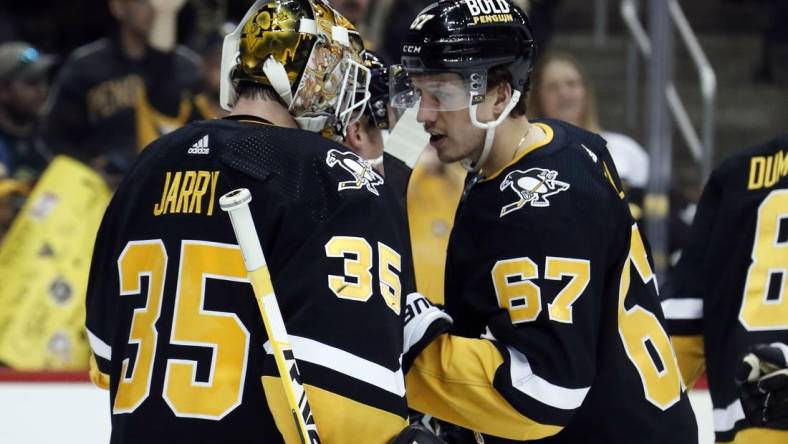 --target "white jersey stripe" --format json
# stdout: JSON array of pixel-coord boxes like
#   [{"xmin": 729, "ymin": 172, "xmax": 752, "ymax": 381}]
[
  {"xmin": 507, "ymin": 346, "xmax": 590, "ymax": 410},
  {"xmin": 86, "ymin": 328, "xmax": 112, "ymax": 360},
  {"xmin": 264, "ymin": 335, "xmax": 406, "ymax": 397},
  {"xmin": 661, "ymin": 298, "xmax": 704, "ymax": 320},
  {"xmin": 713, "ymin": 399, "xmax": 745, "ymax": 432}
]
